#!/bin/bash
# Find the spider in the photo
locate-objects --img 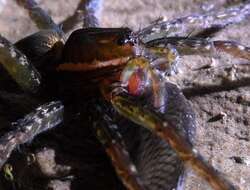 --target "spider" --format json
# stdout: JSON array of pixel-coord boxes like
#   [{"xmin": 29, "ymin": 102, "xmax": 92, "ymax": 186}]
[{"xmin": 0, "ymin": 0, "xmax": 250, "ymax": 190}]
